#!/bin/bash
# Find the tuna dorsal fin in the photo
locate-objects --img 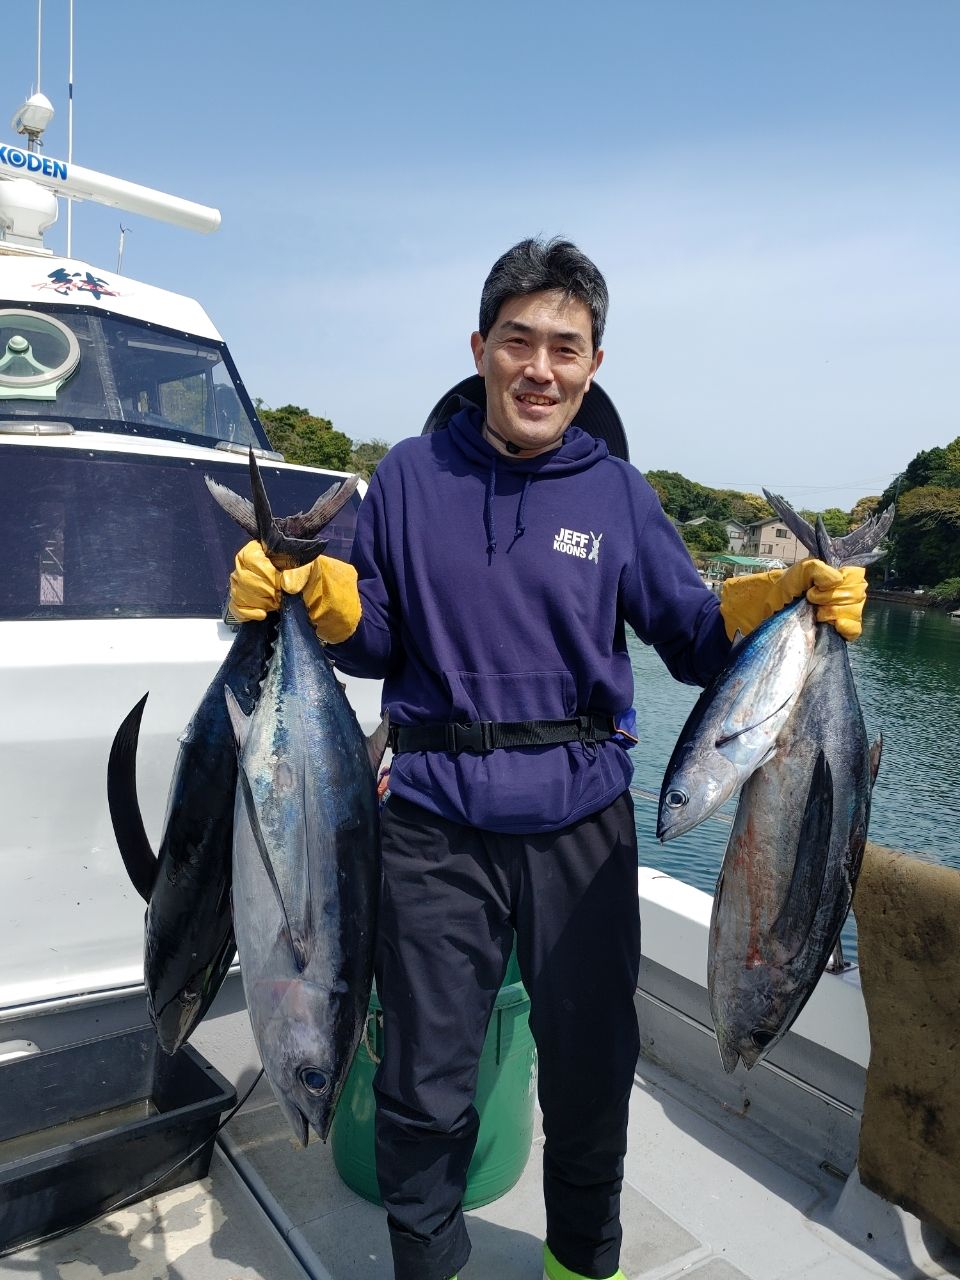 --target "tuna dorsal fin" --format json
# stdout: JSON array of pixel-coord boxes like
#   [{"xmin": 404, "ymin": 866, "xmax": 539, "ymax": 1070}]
[
  {"xmin": 106, "ymin": 693, "xmax": 158, "ymax": 903},
  {"xmin": 770, "ymin": 751, "xmax": 834, "ymax": 958},
  {"xmin": 236, "ymin": 764, "xmax": 306, "ymax": 973},
  {"xmin": 366, "ymin": 712, "xmax": 391, "ymax": 774},
  {"xmin": 869, "ymin": 734, "xmax": 883, "ymax": 787},
  {"xmin": 224, "ymin": 685, "xmax": 253, "ymax": 752}
]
